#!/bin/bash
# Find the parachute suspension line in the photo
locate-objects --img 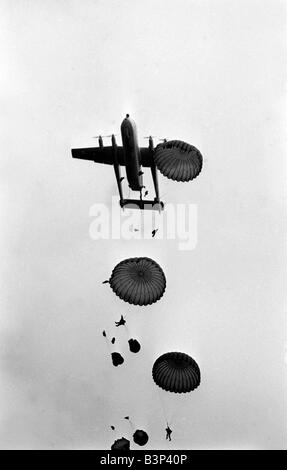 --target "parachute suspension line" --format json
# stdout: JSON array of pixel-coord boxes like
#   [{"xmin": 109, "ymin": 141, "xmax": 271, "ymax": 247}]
[
  {"xmin": 129, "ymin": 419, "xmax": 135, "ymax": 432},
  {"xmin": 125, "ymin": 417, "xmax": 135, "ymax": 432},
  {"xmin": 156, "ymin": 387, "xmax": 168, "ymax": 425},
  {"xmin": 102, "ymin": 331, "xmax": 112, "ymax": 353},
  {"xmin": 124, "ymin": 323, "xmax": 131, "ymax": 338},
  {"xmin": 168, "ymin": 398, "xmax": 178, "ymax": 425}
]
